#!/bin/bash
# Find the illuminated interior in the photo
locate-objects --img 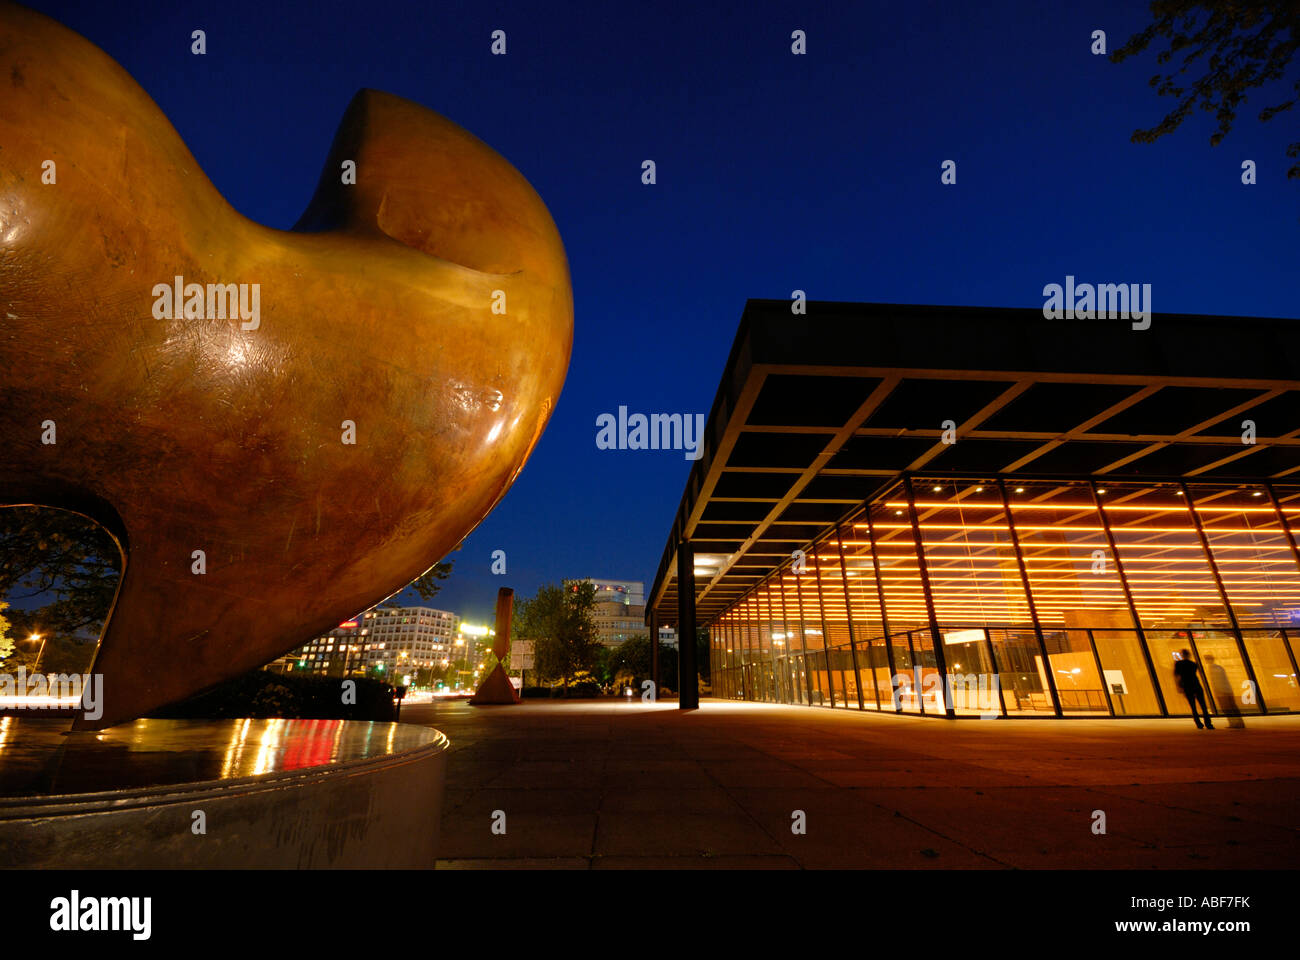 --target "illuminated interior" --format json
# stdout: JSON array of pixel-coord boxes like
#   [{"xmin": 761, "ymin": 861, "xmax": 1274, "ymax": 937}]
[{"xmin": 709, "ymin": 477, "xmax": 1300, "ymax": 718}]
